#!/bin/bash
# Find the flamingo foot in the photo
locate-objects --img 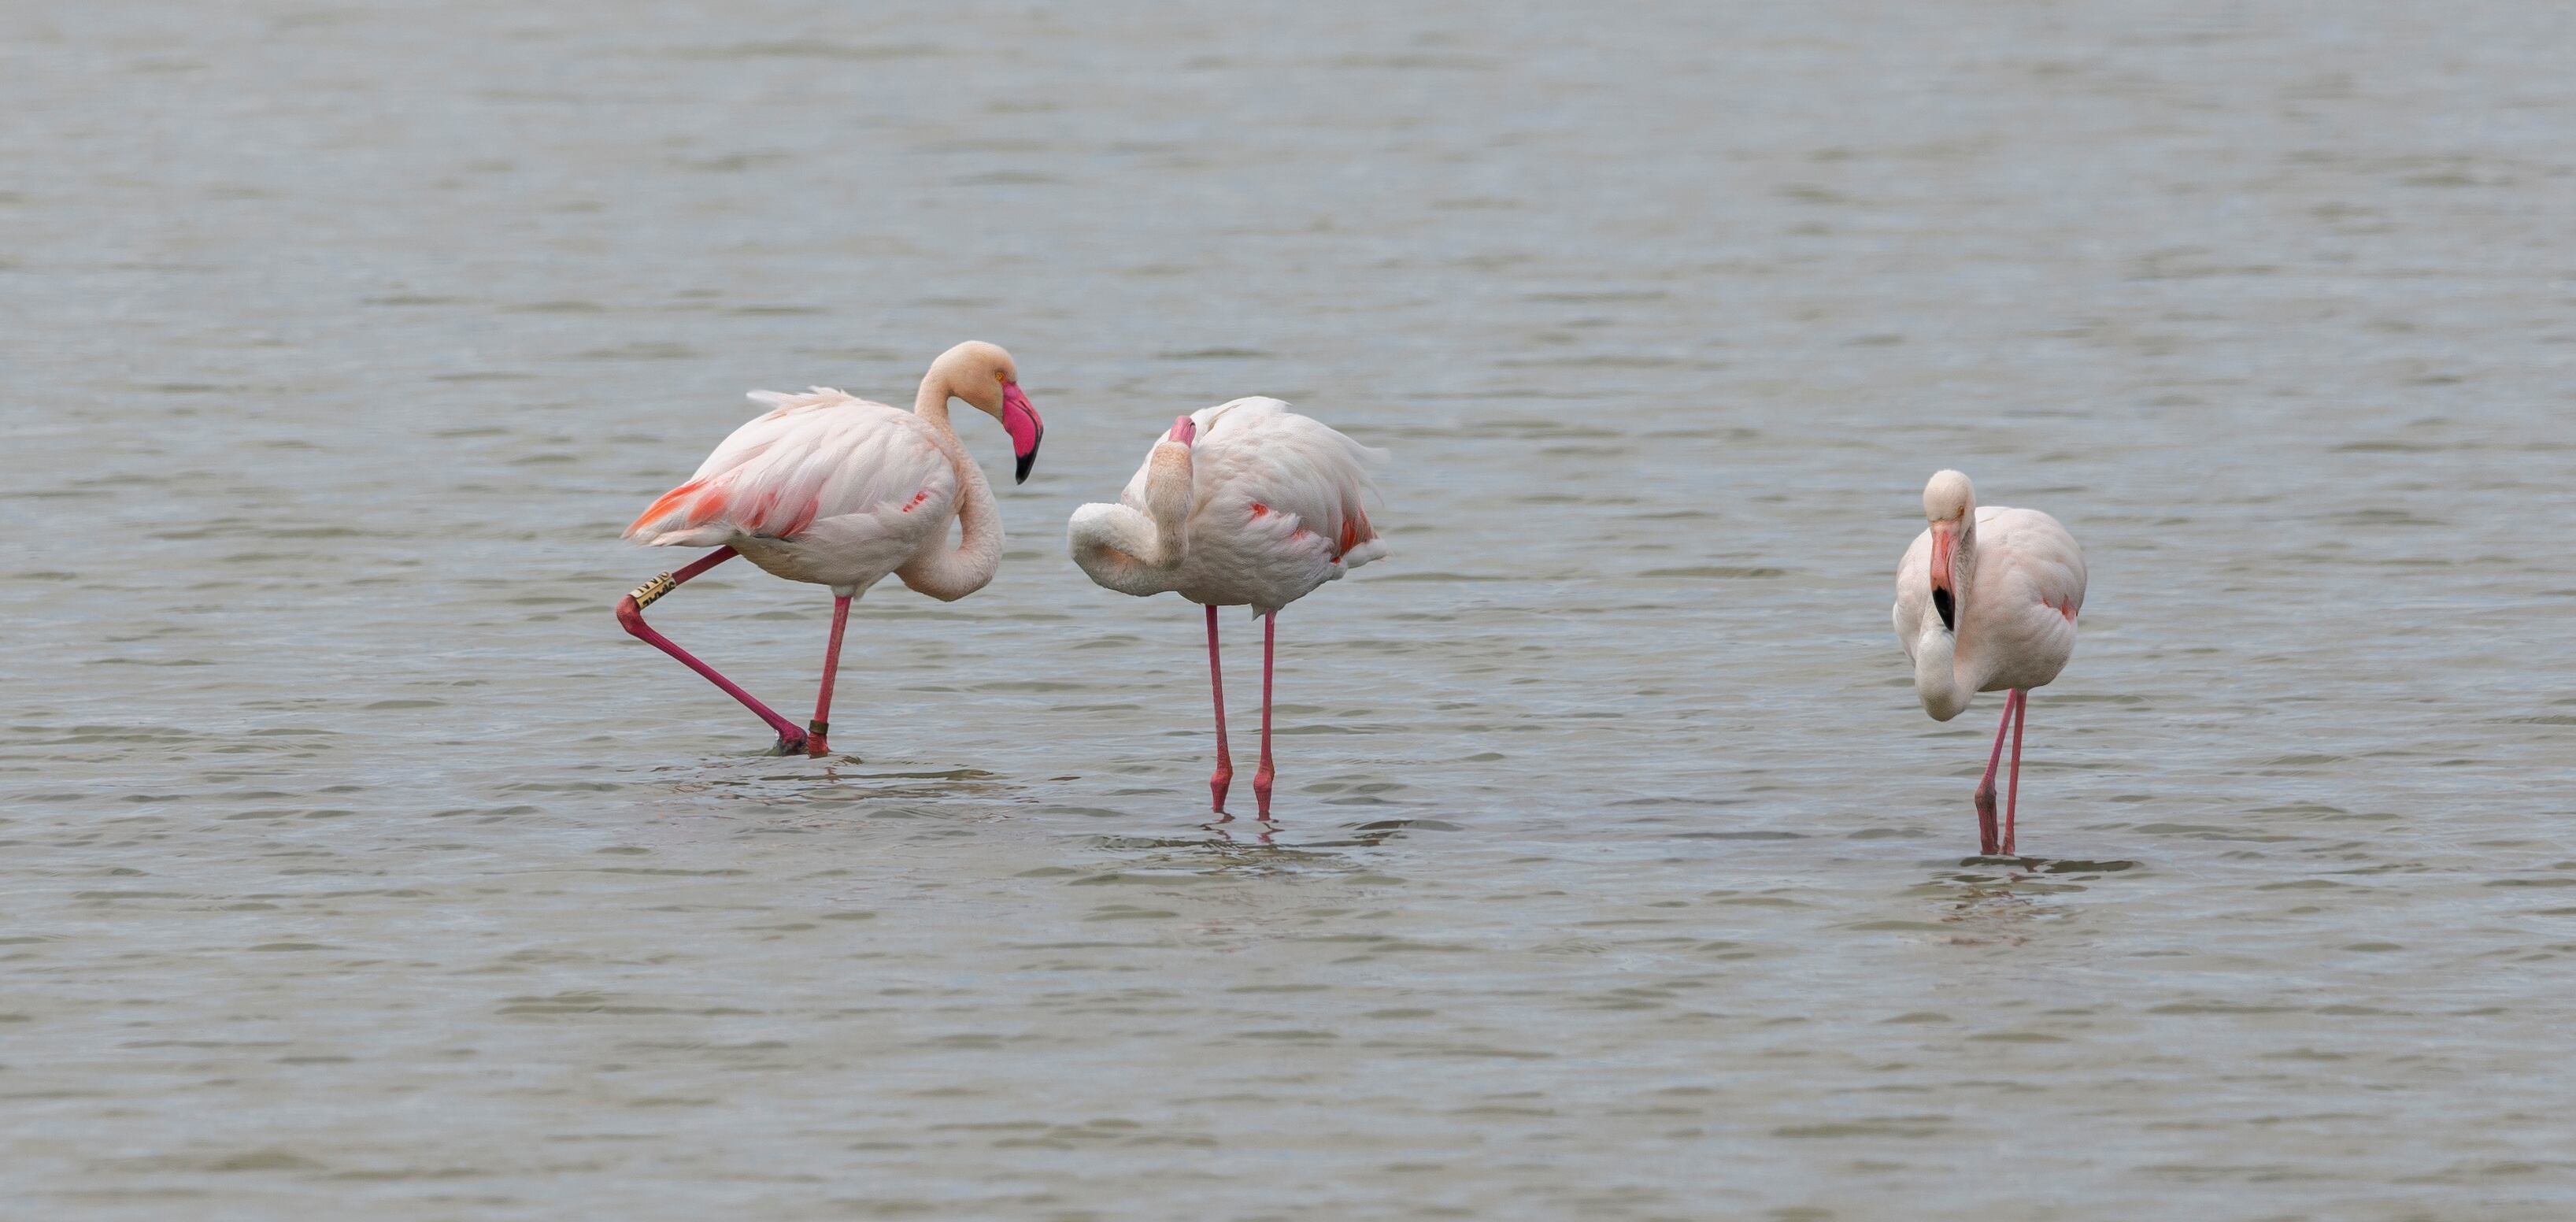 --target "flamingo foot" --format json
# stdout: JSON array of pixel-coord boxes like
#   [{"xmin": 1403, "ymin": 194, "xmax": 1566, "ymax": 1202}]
[
  {"xmin": 1211, "ymin": 764, "xmax": 1233, "ymax": 813},
  {"xmin": 1252, "ymin": 765, "xmax": 1274, "ymax": 819},
  {"xmin": 770, "ymin": 731, "xmax": 810, "ymax": 756}
]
